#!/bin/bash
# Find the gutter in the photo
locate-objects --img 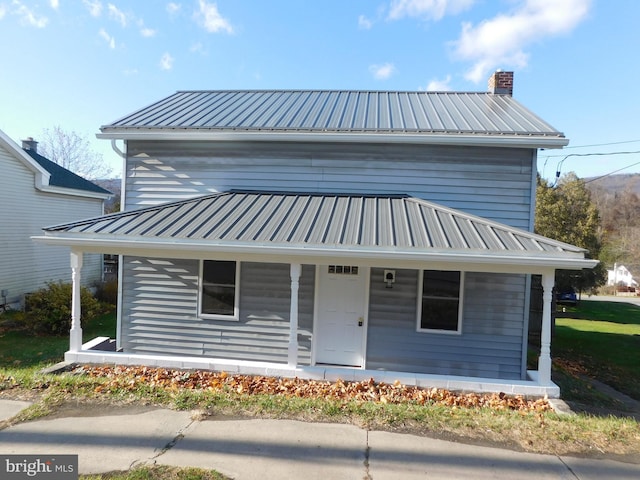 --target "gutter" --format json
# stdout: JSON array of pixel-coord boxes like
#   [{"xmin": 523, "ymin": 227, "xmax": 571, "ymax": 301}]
[
  {"xmin": 38, "ymin": 184, "xmax": 113, "ymax": 200},
  {"xmin": 31, "ymin": 234, "xmax": 599, "ymax": 271},
  {"xmin": 96, "ymin": 130, "xmax": 569, "ymax": 149}
]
